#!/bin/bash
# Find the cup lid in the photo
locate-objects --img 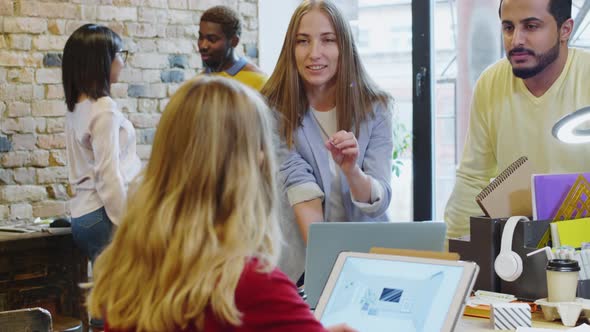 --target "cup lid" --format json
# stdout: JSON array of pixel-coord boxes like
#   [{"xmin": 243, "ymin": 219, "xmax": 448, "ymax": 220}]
[{"xmin": 546, "ymin": 259, "xmax": 580, "ymax": 272}]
